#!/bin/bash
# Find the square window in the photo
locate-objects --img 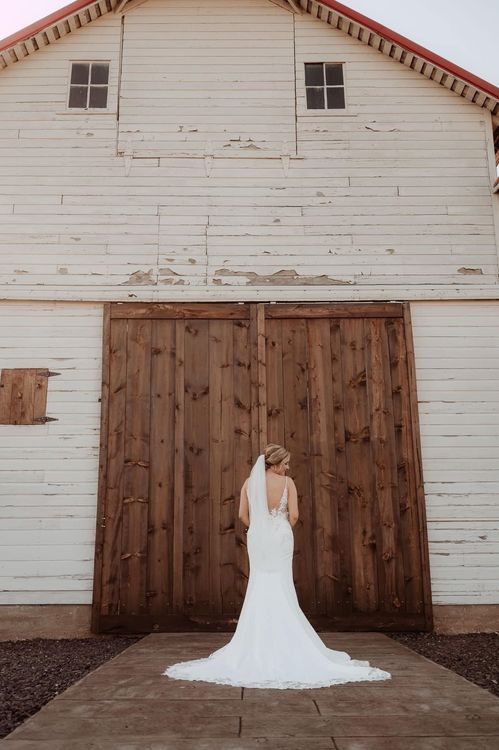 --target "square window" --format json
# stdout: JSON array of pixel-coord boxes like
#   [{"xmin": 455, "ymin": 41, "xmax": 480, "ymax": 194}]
[
  {"xmin": 325, "ymin": 63, "xmax": 344, "ymax": 86},
  {"xmin": 89, "ymin": 86, "xmax": 108, "ymax": 108},
  {"xmin": 304, "ymin": 62, "xmax": 346, "ymax": 111},
  {"xmin": 68, "ymin": 85, "xmax": 88, "ymax": 108},
  {"xmin": 326, "ymin": 87, "xmax": 345, "ymax": 109},
  {"xmin": 91, "ymin": 63, "xmax": 109, "ymax": 85},
  {"xmin": 71, "ymin": 63, "xmax": 90, "ymax": 85},
  {"xmin": 304, "ymin": 63, "xmax": 324, "ymax": 87},
  {"xmin": 306, "ymin": 87, "xmax": 325, "ymax": 109},
  {"xmin": 68, "ymin": 62, "xmax": 110, "ymax": 109}
]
